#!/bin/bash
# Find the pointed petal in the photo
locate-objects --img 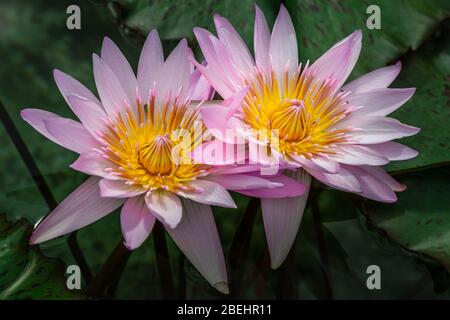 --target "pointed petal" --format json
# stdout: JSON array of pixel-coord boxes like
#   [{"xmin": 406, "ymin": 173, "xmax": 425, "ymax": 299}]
[
  {"xmin": 334, "ymin": 145, "xmax": 389, "ymax": 166},
  {"xmin": 262, "ymin": 169, "xmax": 311, "ymax": 269},
  {"xmin": 93, "ymin": 54, "xmax": 130, "ymax": 116},
  {"xmin": 344, "ymin": 165, "xmax": 397, "ymax": 202},
  {"xmin": 214, "ymin": 14, "xmax": 254, "ymax": 75},
  {"xmin": 368, "ymin": 141, "xmax": 418, "ymax": 161},
  {"xmin": 200, "ymin": 103, "xmax": 229, "ymax": 136},
  {"xmin": 360, "ymin": 165, "xmax": 406, "ymax": 192},
  {"xmin": 181, "ymin": 180, "xmax": 236, "ymax": 208},
  {"xmin": 205, "ymin": 173, "xmax": 282, "ymax": 190},
  {"xmin": 101, "ymin": 37, "xmax": 138, "ymax": 109},
  {"xmin": 310, "ymin": 30, "xmax": 362, "ymax": 89},
  {"xmin": 145, "ymin": 190, "xmax": 182, "ymax": 229},
  {"xmin": 192, "ymin": 59, "xmax": 234, "ymax": 99},
  {"xmin": 43, "ymin": 117, "xmax": 98, "ymax": 154},
  {"xmin": 254, "ymin": 5, "xmax": 271, "ymax": 72},
  {"xmin": 193, "ymin": 28, "xmax": 236, "ymax": 98},
  {"xmin": 66, "ymin": 94, "xmax": 108, "ymax": 138},
  {"xmin": 137, "ymin": 30, "xmax": 164, "ymax": 103},
  {"xmin": 121, "ymin": 196, "xmax": 155, "ymax": 250},
  {"xmin": 294, "ymin": 155, "xmax": 340, "ymax": 173},
  {"xmin": 70, "ymin": 151, "xmax": 121, "ymax": 181},
  {"xmin": 342, "ymin": 116, "xmax": 420, "ymax": 144},
  {"xmin": 235, "ymin": 174, "xmax": 306, "ymax": 198},
  {"xmin": 342, "ymin": 61, "xmax": 402, "ymax": 93},
  {"xmin": 21, "ymin": 109, "xmax": 97, "ymax": 154},
  {"xmin": 99, "ymin": 179, "xmax": 147, "ymax": 198},
  {"xmin": 30, "ymin": 177, "xmax": 124, "ymax": 244},
  {"xmin": 307, "ymin": 166, "xmax": 362, "ymax": 193},
  {"xmin": 270, "ymin": 4, "xmax": 298, "ymax": 79},
  {"xmin": 166, "ymin": 198, "xmax": 228, "ymax": 293},
  {"xmin": 188, "ymin": 69, "xmax": 215, "ymax": 100},
  {"xmin": 156, "ymin": 39, "xmax": 191, "ymax": 102},
  {"xmin": 53, "ymin": 69, "xmax": 102, "ymax": 110},
  {"xmin": 349, "ymin": 88, "xmax": 416, "ymax": 116}
]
